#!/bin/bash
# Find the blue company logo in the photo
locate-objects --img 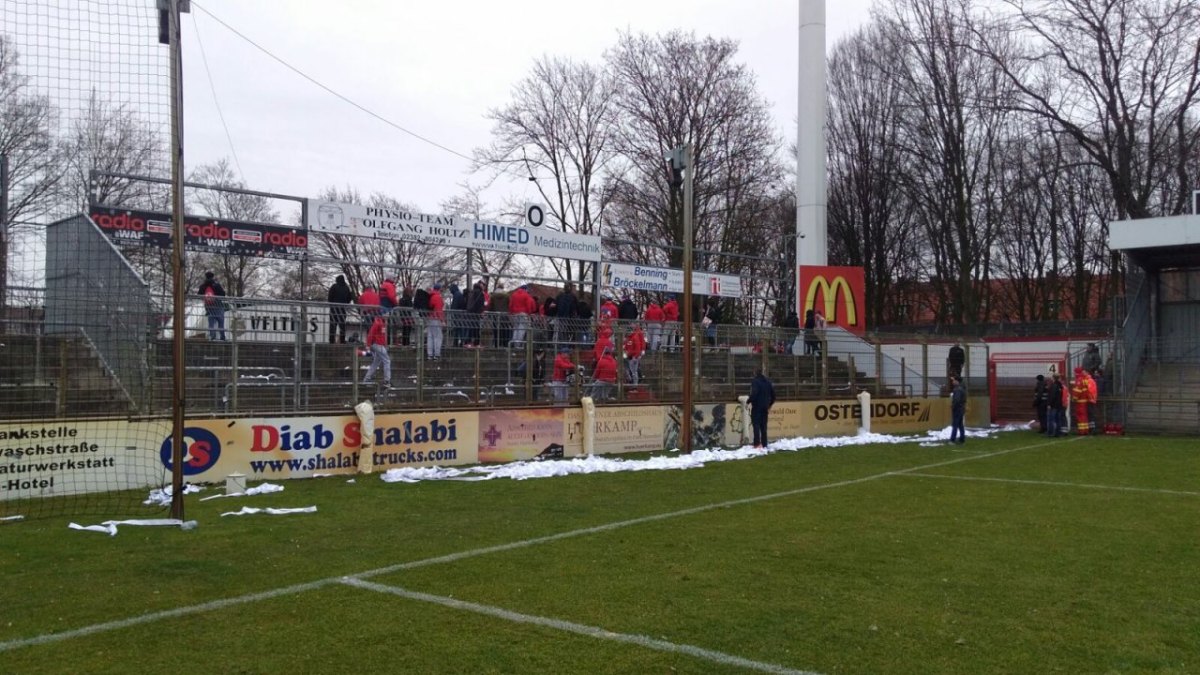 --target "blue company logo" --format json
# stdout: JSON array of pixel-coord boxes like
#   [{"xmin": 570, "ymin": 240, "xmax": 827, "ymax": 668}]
[{"xmin": 159, "ymin": 427, "xmax": 222, "ymax": 475}]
